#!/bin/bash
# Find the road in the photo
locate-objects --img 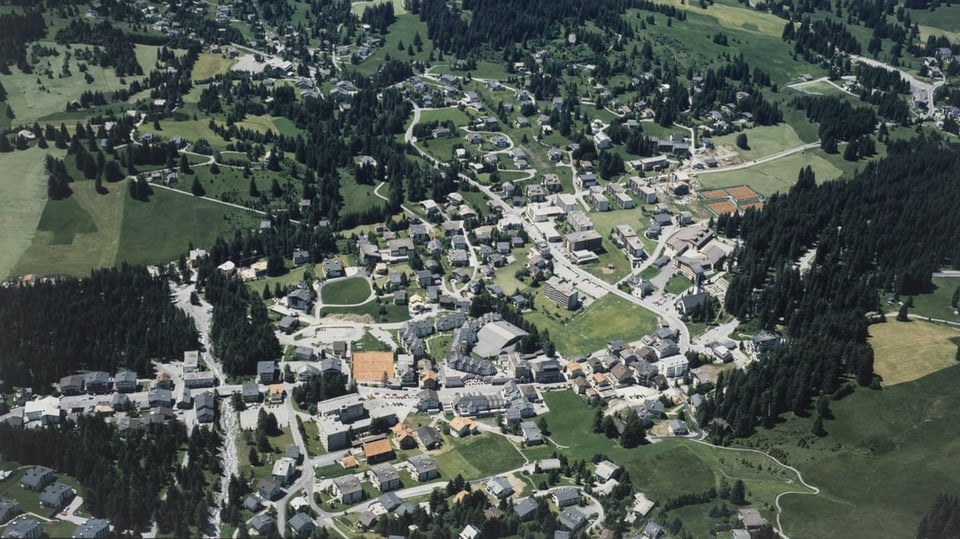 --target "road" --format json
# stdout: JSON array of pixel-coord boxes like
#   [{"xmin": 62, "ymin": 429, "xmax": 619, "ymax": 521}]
[
  {"xmin": 848, "ymin": 54, "xmax": 943, "ymax": 116},
  {"xmin": 693, "ymin": 141, "xmax": 821, "ymax": 175}
]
